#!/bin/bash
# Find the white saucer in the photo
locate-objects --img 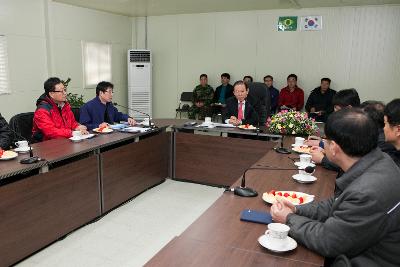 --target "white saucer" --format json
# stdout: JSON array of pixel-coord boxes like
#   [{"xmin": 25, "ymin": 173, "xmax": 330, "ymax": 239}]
[
  {"xmin": 294, "ymin": 162, "xmax": 315, "ymax": 168},
  {"xmin": 291, "ymin": 144, "xmax": 305, "ymax": 147},
  {"xmin": 69, "ymin": 137, "xmax": 83, "ymax": 142},
  {"xmin": 258, "ymin": 234, "xmax": 297, "ymax": 253},
  {"xmin": 292, "ymin": 174, "xmax": 317, "ymax": 184},
  {"xmin": 14, "ymin": 147, "xmax": 32, "ymax": 153}
]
